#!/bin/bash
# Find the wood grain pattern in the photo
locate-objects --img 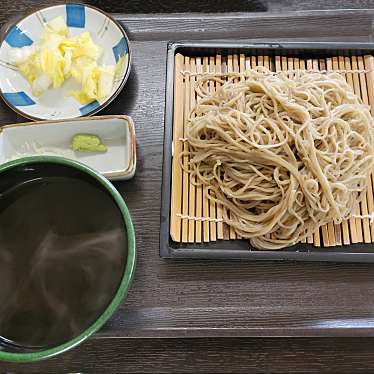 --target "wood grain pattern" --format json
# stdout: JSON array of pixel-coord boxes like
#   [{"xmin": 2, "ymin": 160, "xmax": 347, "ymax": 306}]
[
  {"xmin": 113, "ymin": 11, "xmax": 374, "ymax": 42},
  {"xmin": 2, "ymin": 8, "xmax": 374, "ymax": 372},
  {"xmin": 2, "ymin": 15, "xmax": 374, "ymax": 322},
  {"xmin": 0, "ymin": 0, "xmax": 372, "ymax": 23},
  {"xmin": 3, "ymin": 337, "xmax": 374, "ymax": 373}
]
